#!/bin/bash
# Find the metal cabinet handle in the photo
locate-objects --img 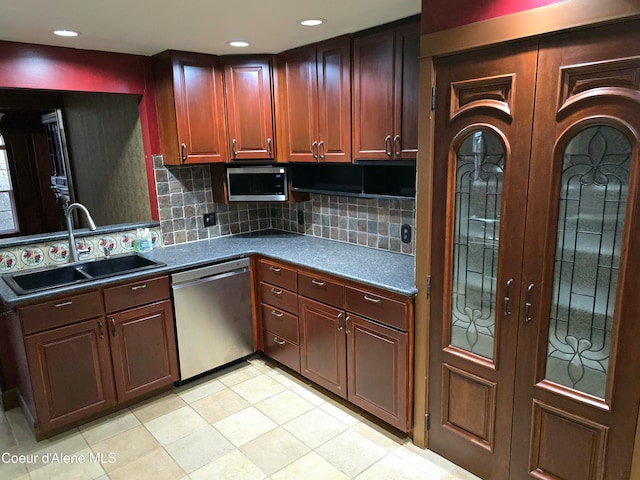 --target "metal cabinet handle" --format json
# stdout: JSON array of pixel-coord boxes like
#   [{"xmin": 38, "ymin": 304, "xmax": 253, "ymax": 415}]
[
  {"xmin": 525, "ymin": 283, "xmax": 535, "ymax": 323},
  {"xmin": 345, "ymin": 315, "xmax": 351, "ymax": 334},
  {"xmin": 384, "ymin": 135, "xmax": 392, "ymax": 157},
  {"xmin": 270, "ymin": 288, "xmax": 283, "ymax": 296},
  {"xmin": 98, "ymin": 320, "xmax": 104, "ymax": 339},
  {"xmin": 53, "ymin": 300, "xmax": 73, "ymax": 308},
  {"xmin": 181, "ymin": 143, "xmax": 187, "ymax": 162},
  {"xmin": 318, "ymin": 140, "xmax": 325, "ymax": 161},
  {"xmin": 271, "ymin": 310, "xmax": 284, "ymax": 318},
  {"xmin": 393, "ymin": 134, "xmax": 401, "ymax": 157},
  {"xmin": 311, "ymin": 279, "xmax": 326, "ymax": 287},
  {"xmin": 337, "ymin": 312, "xmax": 344, "ymax": 332},
  {"xmin": 232, "ymin": 138, "xmax": 238, "ymax": 159},
  {"xmin": 504, "ymin": 278, "xmax": 514, "ymax": 316},
  {"xmin": 130, "ymin": 284, "xmax": 147, "ymax": 291},
  {"xmin": 269, "ymin": 266, "xmax": 281, "ymax": 273},
  {"xmin": 109, "ymin": 317, "xmax": 116, "ymax": 337},
  {"xmin": 364, "ymin": 295, "xmax": 381, "ymax": 304},
  {"xmin": 267, "ymin": 138, "xmax": 272, "ymax": 157},
  {"xmin": 311, "ymin": 141, "xmax": 318, "ymax": 160},
  {"xmin": 274, "ymin": 337, "xmax": 285, "ymax": 346}
]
